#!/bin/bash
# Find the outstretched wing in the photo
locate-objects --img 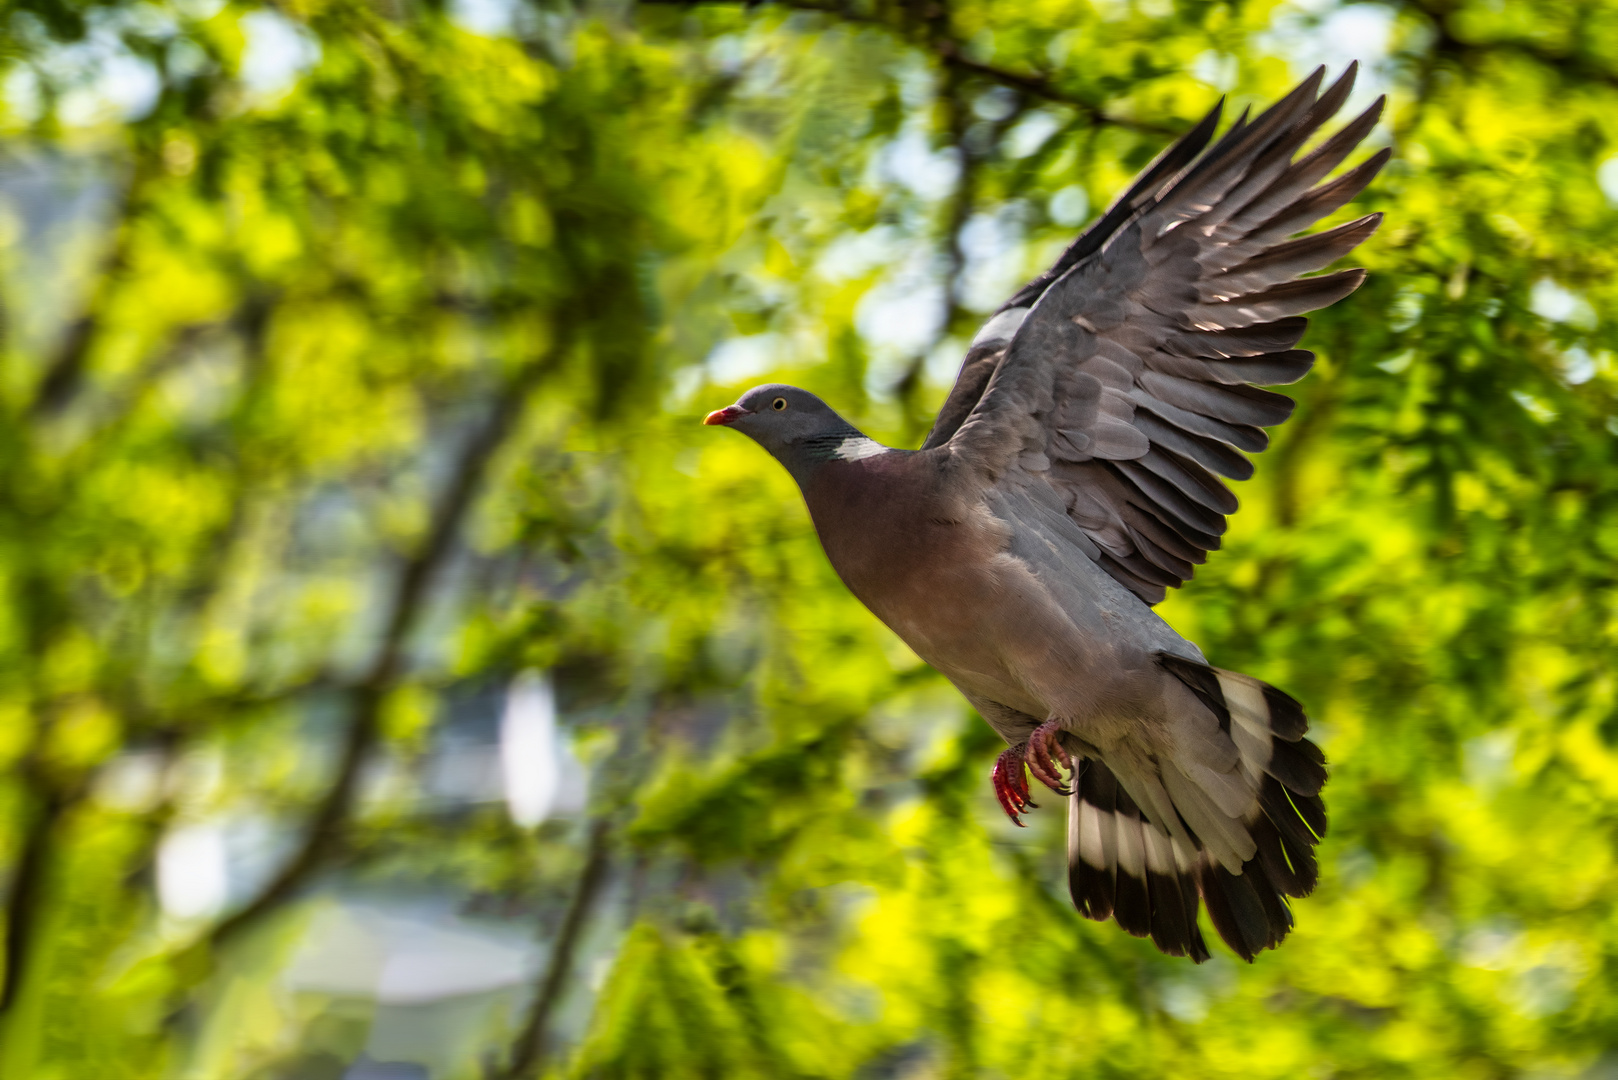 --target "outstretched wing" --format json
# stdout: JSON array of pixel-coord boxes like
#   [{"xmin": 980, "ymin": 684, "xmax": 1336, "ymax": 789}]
[{"xmin": 933, "ymin": 65, "xmax": 1388, "ymax": 604}]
